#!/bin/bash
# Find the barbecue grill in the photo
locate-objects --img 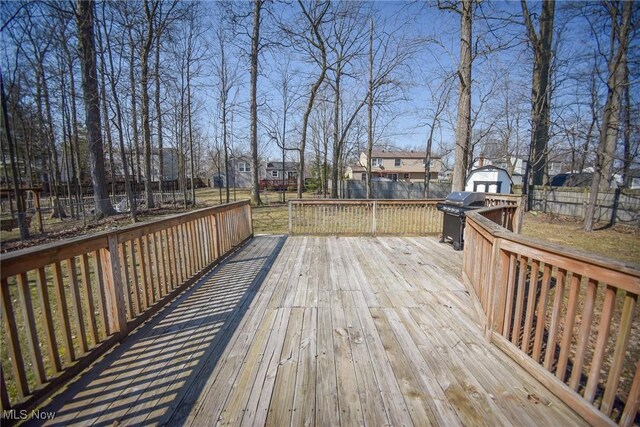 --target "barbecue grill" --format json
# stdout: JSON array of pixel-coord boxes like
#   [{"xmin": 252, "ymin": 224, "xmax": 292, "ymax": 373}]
[{"xmin": 436, "ymin": 191, "xmax": 486, "ymax": 250}]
